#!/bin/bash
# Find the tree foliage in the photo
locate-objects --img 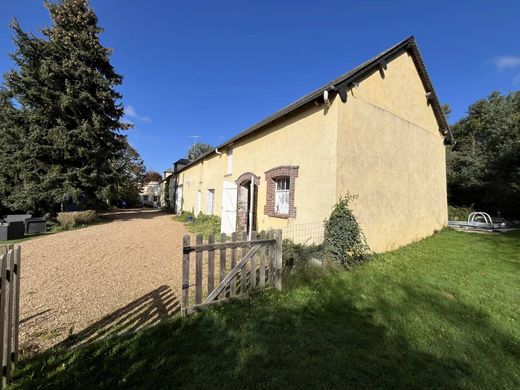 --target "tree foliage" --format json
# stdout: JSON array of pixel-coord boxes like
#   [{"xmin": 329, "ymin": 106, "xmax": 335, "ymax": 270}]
[
  {"xmin": 187, "ymin": 143, "xmax": 213, "ymax": 160},
  {"xmin": 447, "ymin": 91, "xmax": 520, "ymax": 216},
  {"xmin": 323, "ymin": 194, "xmax": 370, "ymax": 267},
  {"xmin": 144, "ymin": 171, "xmax": 162, "ymax": 183},
  {"xmin": 0, "ymin": 0, "xmax": 131, "ymax": 213},
  {"xmin": 109, "ymin": 139, "xmax": 146, "ymax": 206}
]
